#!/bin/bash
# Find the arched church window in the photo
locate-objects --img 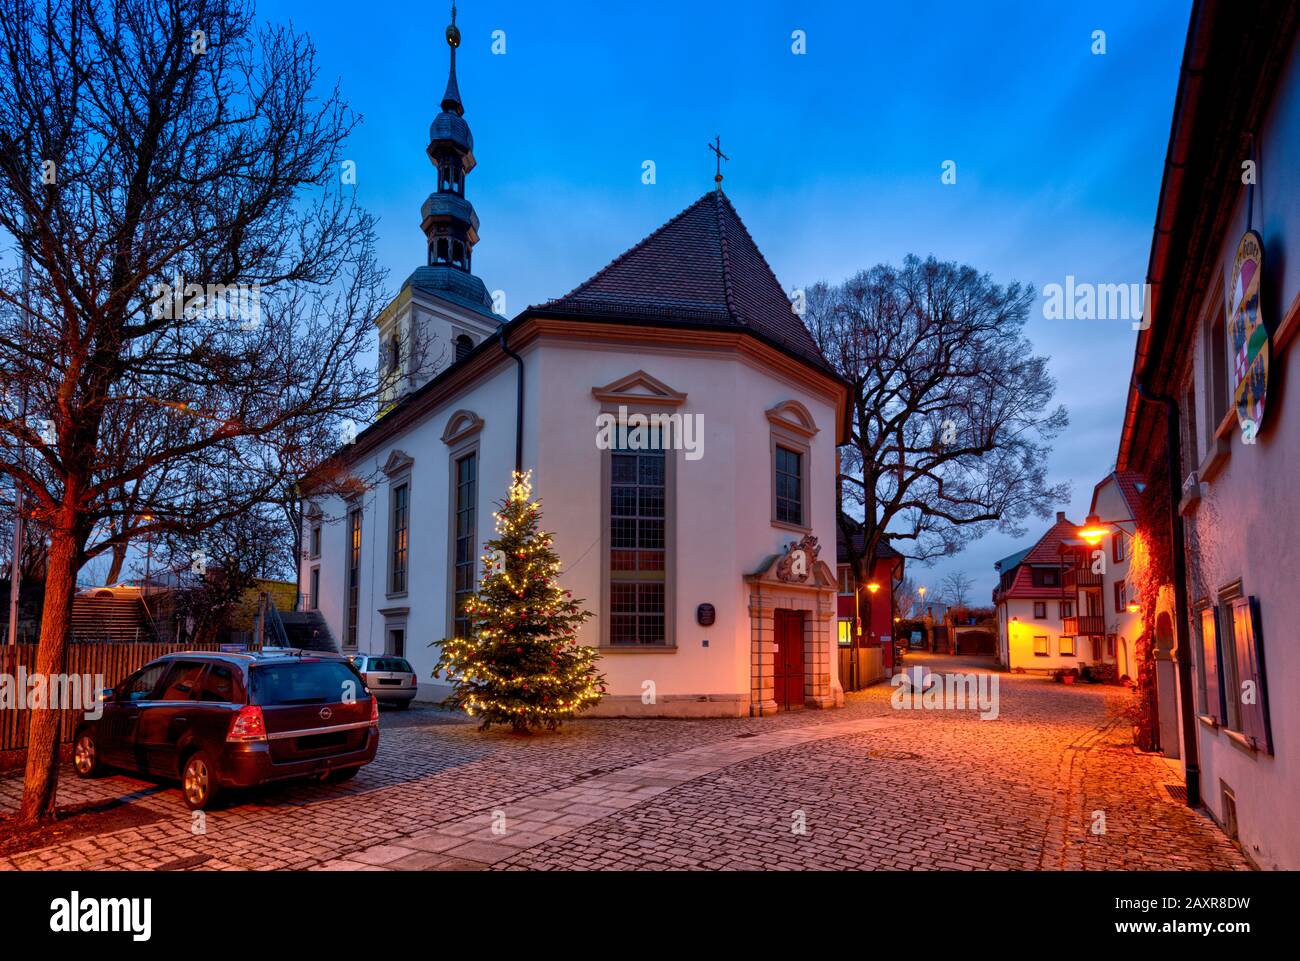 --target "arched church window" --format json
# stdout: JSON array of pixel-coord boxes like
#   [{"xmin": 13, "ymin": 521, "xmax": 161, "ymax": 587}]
[
  {"xmin": 455, "ymin": 335, "xmax": 473, "ymax": 362},
  {"xmin": 440, "ymin": 161, "xmax": 452, "ymax": 192},
  {"xmin": 436, "ymin": 237, "xmax": 450, "ymax": 263},
  {"xmin": 452, "ymin": 240, "xmax": 465, "ymax": 268}
]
